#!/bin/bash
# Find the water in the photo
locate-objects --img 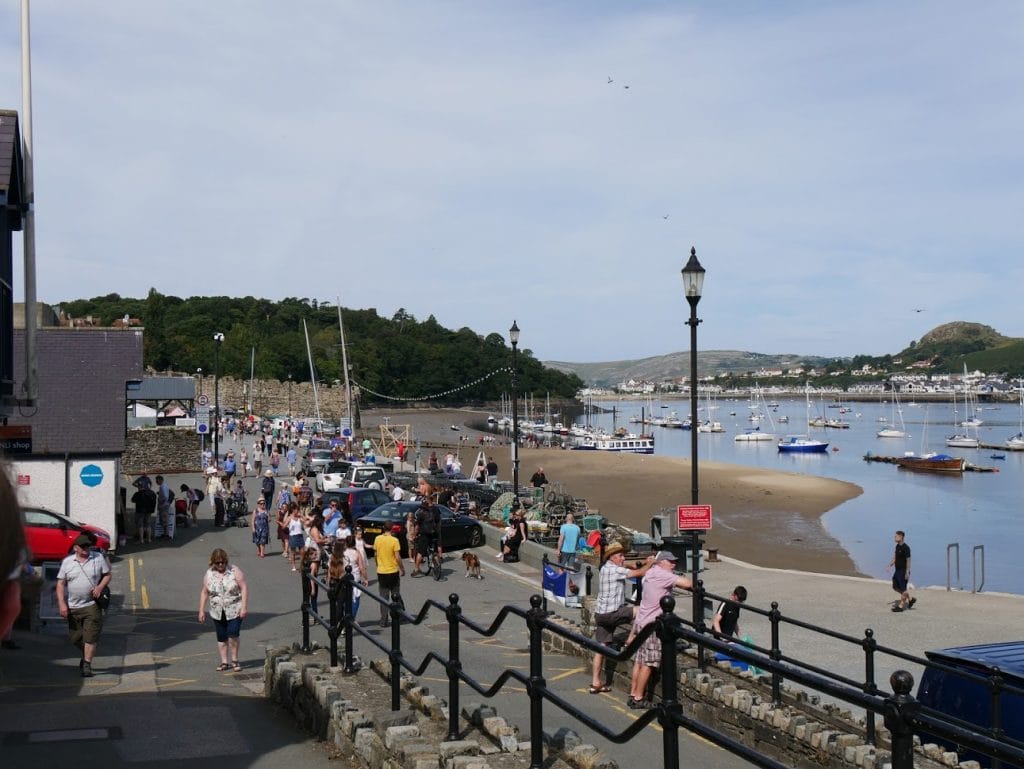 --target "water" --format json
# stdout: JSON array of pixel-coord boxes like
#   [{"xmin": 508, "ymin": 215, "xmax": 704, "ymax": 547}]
[{"xmin": 579, "ymin": 398, "xmax": 1024, "ymax": 594}]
